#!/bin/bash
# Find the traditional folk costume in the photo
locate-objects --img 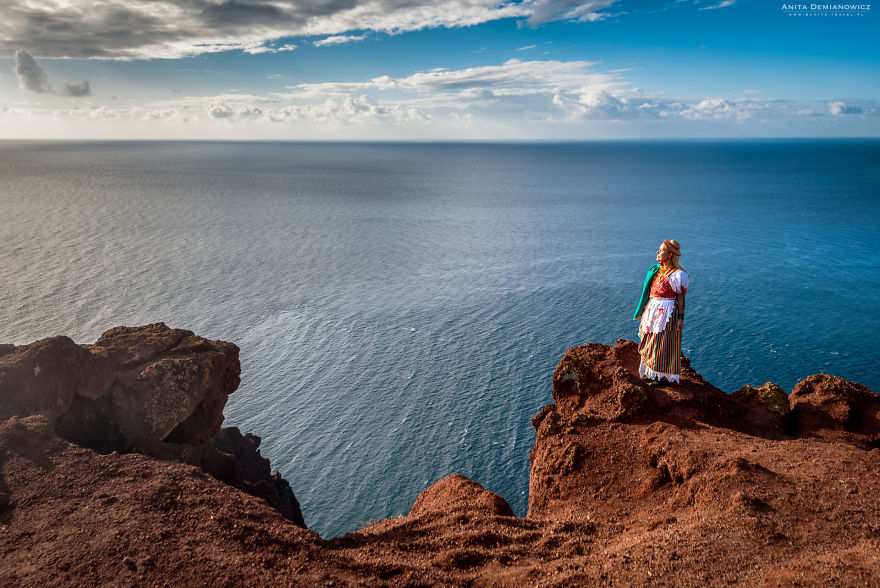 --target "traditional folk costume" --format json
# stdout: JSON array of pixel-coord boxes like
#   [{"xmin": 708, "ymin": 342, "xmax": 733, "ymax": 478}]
[{"xmin": 633, "ymin": 262, "xmax": 689, "ymax": 384}]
